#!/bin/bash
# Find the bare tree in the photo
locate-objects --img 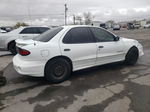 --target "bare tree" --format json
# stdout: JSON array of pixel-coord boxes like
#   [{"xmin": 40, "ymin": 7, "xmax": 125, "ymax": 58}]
[
  {"xmin": 83, "ymin": 12, "xmax": 93, "ymax": 25},
  {"xmin": 106, "ymin": 20, "xmax": 115, "ymax": 28}
]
